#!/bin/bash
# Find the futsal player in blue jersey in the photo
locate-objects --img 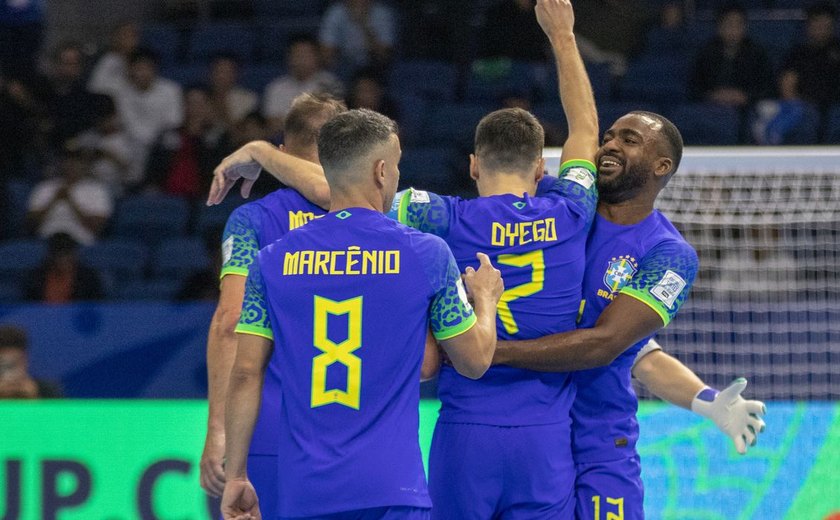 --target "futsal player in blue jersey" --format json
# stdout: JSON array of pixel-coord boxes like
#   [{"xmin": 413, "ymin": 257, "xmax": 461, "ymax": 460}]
[
  {"xmin": 221, "ymin": 109, "xmax": 504, "ymax": 520},
  {"xmin": 493, "ymin": 111, "xmax": 766, "ymax": 520},
  {"xmin": 199, "ymin": 94, "xmax": 346, "ymax": 516}
]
